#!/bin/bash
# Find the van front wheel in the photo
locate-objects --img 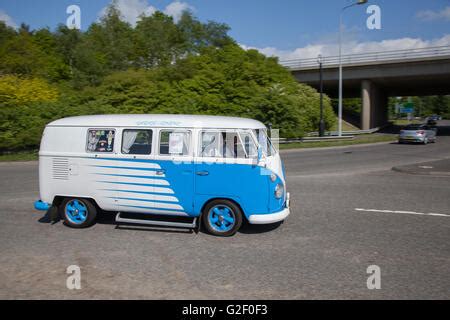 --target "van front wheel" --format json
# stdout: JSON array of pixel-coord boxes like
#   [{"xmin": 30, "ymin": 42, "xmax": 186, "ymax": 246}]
[
  {"xmin": 60, "ymin": 198, "xmax": 97, "ymax": 228},
  {"xmin": 202, "ymin": 200, "xmax": 243, "ymax": 237}
]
